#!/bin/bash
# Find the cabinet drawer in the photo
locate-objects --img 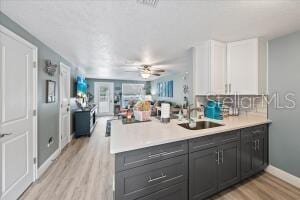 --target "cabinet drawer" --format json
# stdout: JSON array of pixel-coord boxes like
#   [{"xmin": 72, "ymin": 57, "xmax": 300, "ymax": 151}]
[
  {"xmin": 215, "ymin": 130, "xmax": 240, "ymax": 144},
  {"xmin": 242, "ymin": 124, "xmax": 267, "ymax": 136},
  {"xmin": 189, "ymin": 135, "xmax": 216, "ymax": 152},
  {"xmin": 115, "ymin": 141, "xmax": 188, "ymax": 171},
  {"xmin": 137, "ymin": 182, "xmax": 187, "ymax": 200},
  {"xmin": 115, "ymin": 155, "xmax": 188, "ymax": 200}
]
